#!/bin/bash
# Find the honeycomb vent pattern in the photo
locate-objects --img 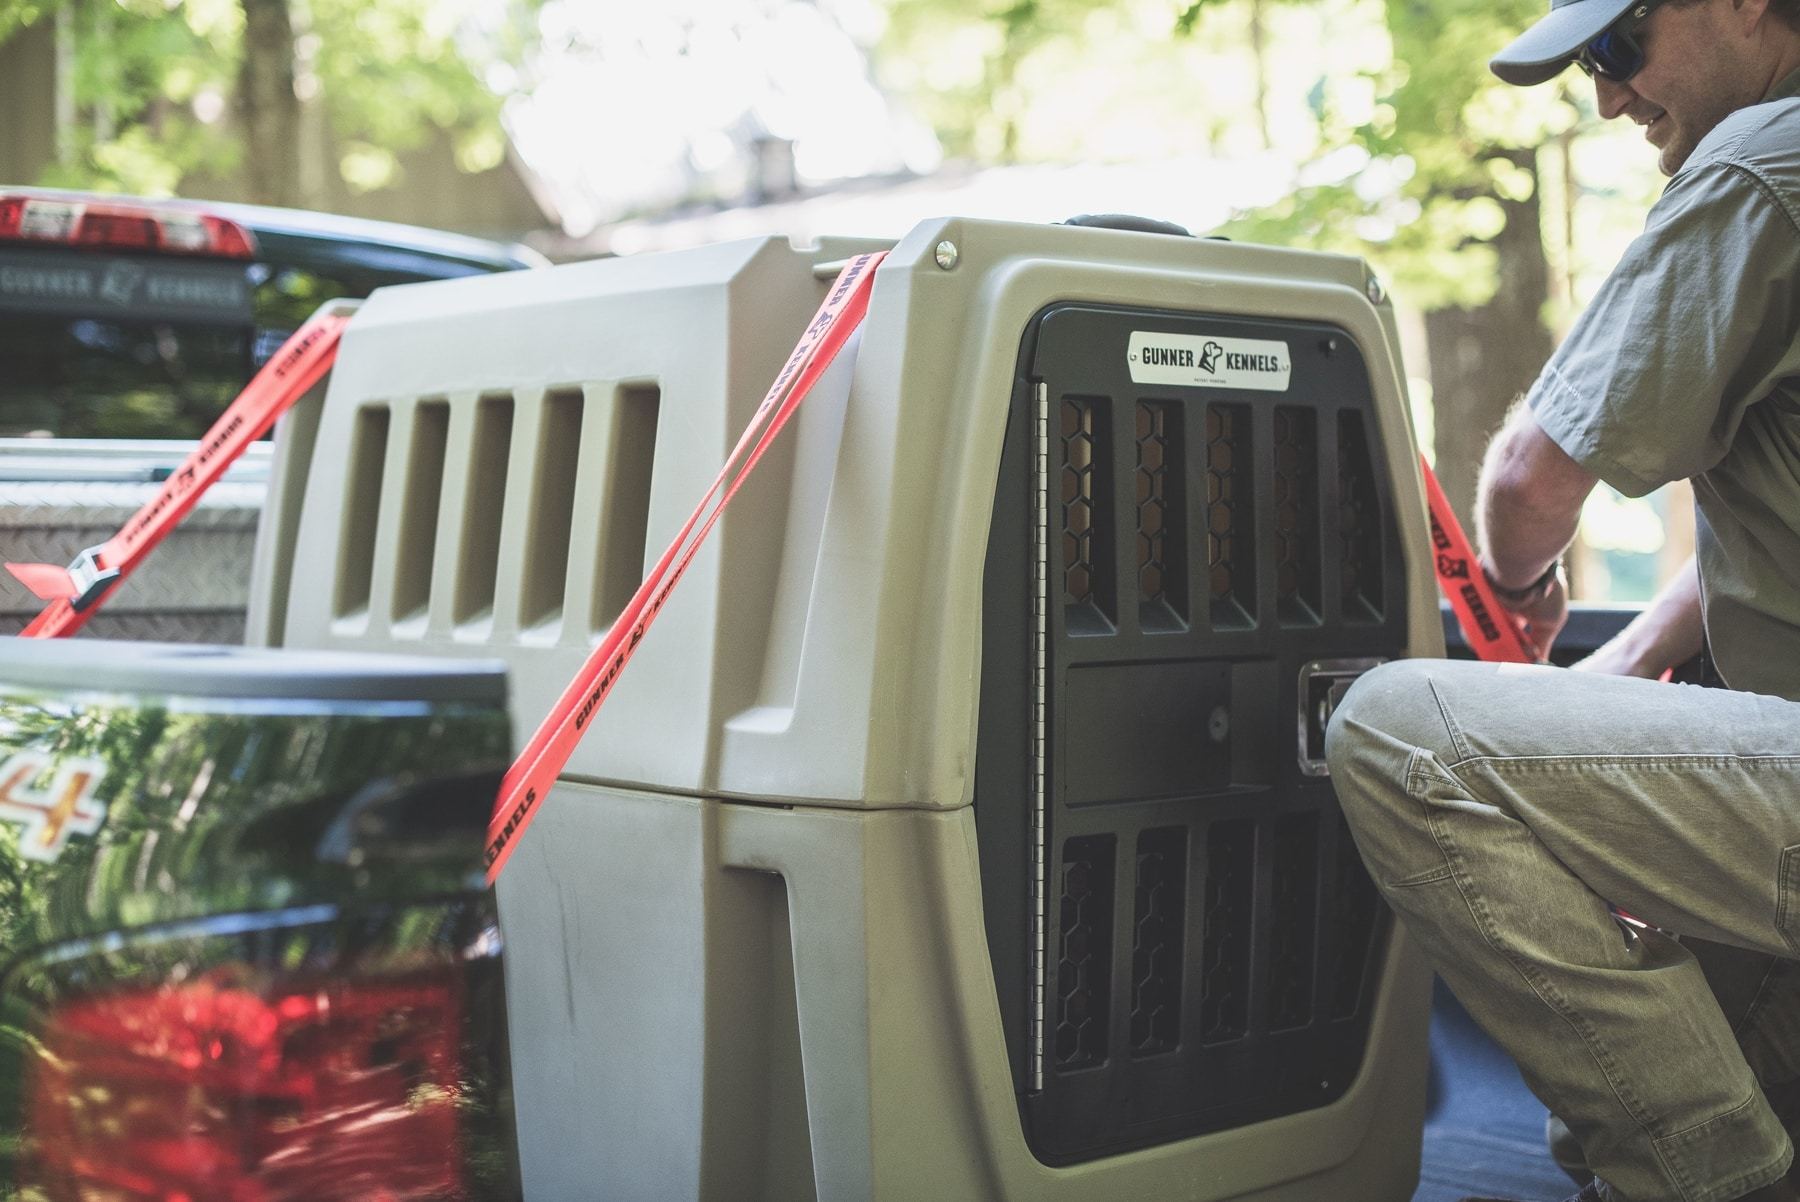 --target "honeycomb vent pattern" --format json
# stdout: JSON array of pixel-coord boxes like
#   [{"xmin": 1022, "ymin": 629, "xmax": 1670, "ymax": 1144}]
[
  {"xmin": 1338, "ymin": 411, "xmax": 1384, "ymax": 621},
  {"xmin": 1046, "ymin": 391, "xmax": 1396, "ymax": 636},
  {"xmin": 1273, "ymin": 407, "xmax": 1321, "ymax": 625},
  {"xmin": 1061, "ymin": 398, "xmax": 1114, "ymax": 628},
  {"xmin": 1134, "ymin": 403, "xmax": 1187, "ymax": 629},
  {"xmin": 1130, "ymin": 827, "xmax": 1186, "ymax": 1056},
  {"xmin": 1269, "ymin": 813, "xmax": 1321, "ymax": 1030},
  {"xmin": 1199, "ymin": 820, "xmax": 1254, "ymax": 1044},
  {"xmin": 1204, "ymin": 404, "xmax": 1254, "ymax": 628},
  {"xmin": 1056, "ymin": 835, "xmax": 1116, "ymax": 1069}
]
